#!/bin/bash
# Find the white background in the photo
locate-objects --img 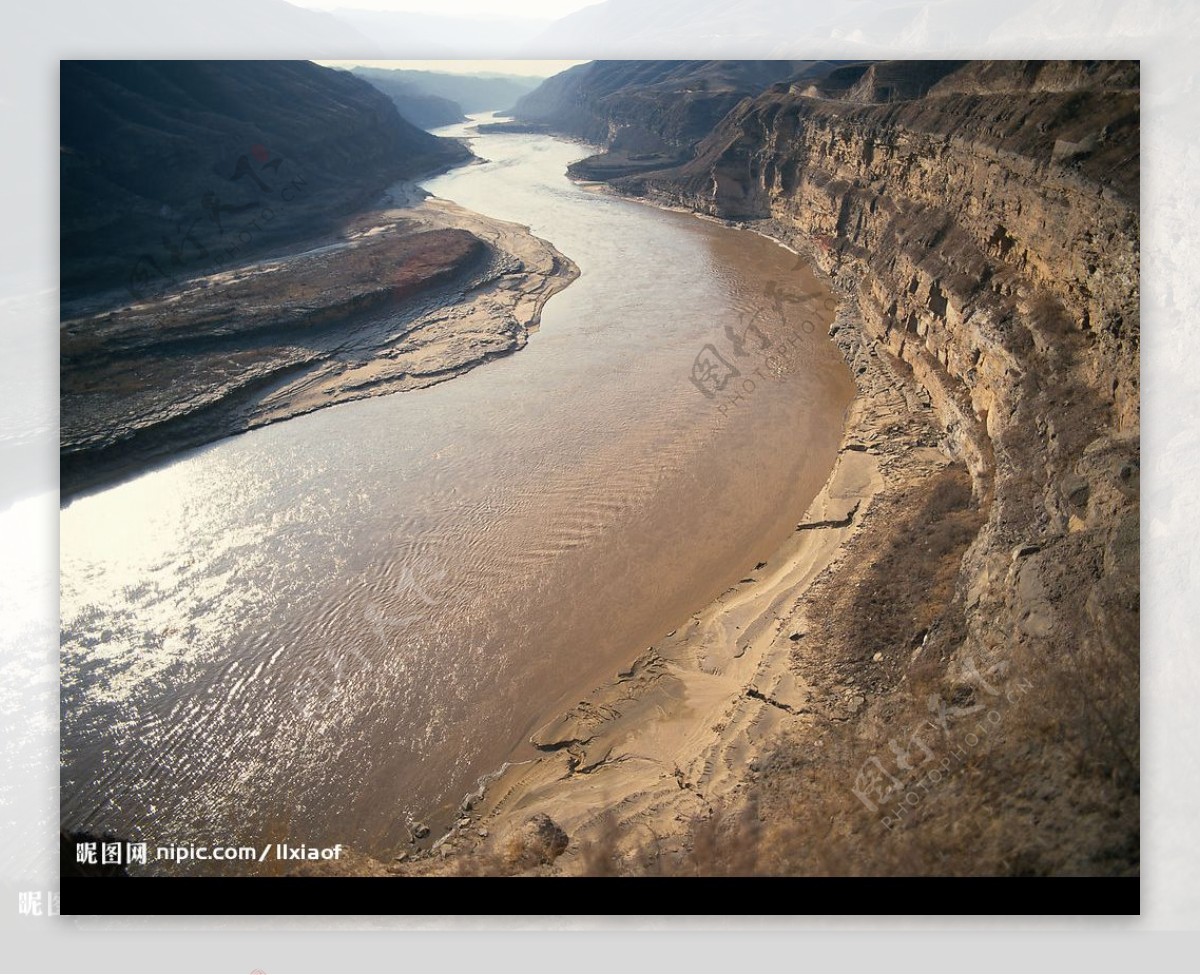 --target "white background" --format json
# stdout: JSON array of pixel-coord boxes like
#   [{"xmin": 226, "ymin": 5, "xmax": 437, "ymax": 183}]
[{"xmin": 1, "ymin": 0, "xmax": 1195, "ymax": 970}]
